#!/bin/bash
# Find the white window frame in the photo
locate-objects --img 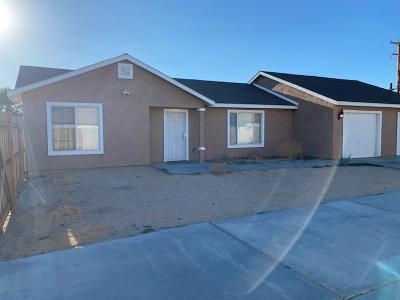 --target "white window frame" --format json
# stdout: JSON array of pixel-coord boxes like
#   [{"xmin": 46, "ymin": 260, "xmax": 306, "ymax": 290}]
[
  {"xmin": 117, "ymin": 63, "xmax": 134, "ymax": 79},
  {"xmin": 227, "ymin": 110, "xmax": 265, "ymax": 149},
  {"xmin": 47, "ymin": 102, "xmax": 104, "ymax": 156}
]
